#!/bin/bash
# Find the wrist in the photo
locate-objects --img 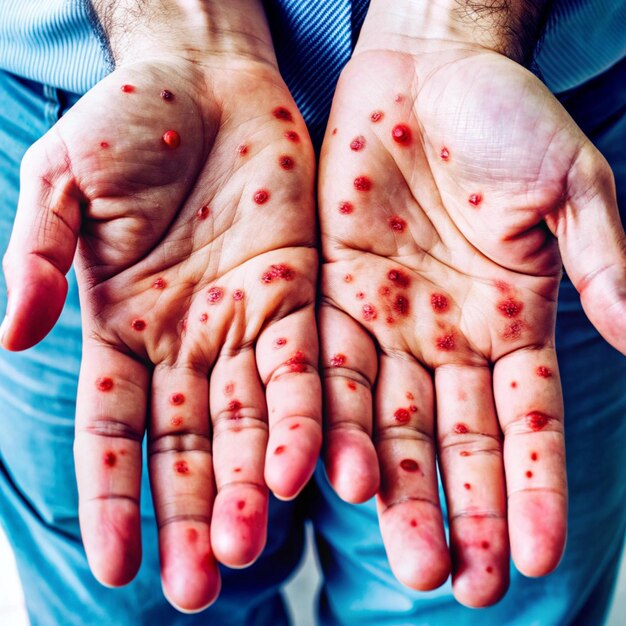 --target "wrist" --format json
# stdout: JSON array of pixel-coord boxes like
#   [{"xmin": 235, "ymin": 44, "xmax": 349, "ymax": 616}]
[
  {"xmin": 356, "ymin": 0, "xmax": 549, "ymax": 64},
  {"xmin": 92, "ymin": 0, "xmax": 277, "ymax": 69}
]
